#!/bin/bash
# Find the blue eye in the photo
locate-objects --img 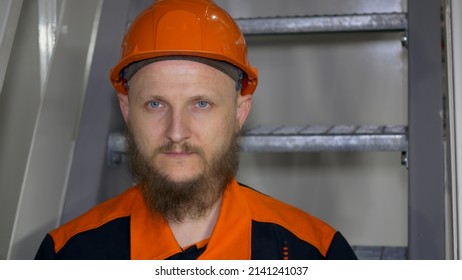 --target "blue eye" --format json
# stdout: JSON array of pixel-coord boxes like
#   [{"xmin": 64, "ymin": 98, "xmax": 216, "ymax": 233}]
[
  {"xmin": 197, "ymin": 100, "xmax": 209, "ymax": 108},
  {"xmin": 148, "ymin": 100, "xmax": 161, "ymax": 109}
]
